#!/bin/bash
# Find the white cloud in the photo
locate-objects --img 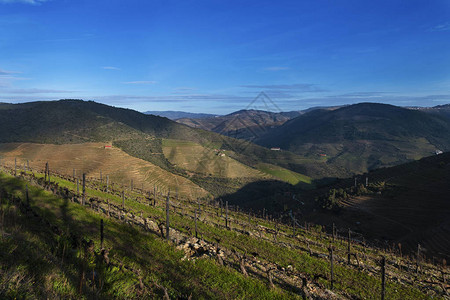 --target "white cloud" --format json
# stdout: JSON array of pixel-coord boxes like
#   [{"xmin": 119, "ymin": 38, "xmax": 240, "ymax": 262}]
[
  {"xmin": 1, "ymin": 88, "xmax": 74, "ymax": 94},
  {"xmin": 0, "ymin": 0, "xmax": 48, "ymax": 4},
  {"xmin": 102, "ymin": 66, "xmax": 121, "ymax": 70},
  {"xmin": 0, "ymin": 68, "xmax": 21, "ymax": 75},
  {"xmin": 263, "ymin": 67, "xmax": 290, "ymax": 71},
  {"xmin": 429, "ymin": 22, "xmax": 450, "ymax": 32},
  {"xmin": 241, "ymin": 83, "xmax": 327, "ymax": 92},
  {"xmin": 0, "ymin": 75, "xmax": 30, "ymax": 87},
  {"xmin": 122, "ymin": 81, "xmax": 157, "ymax": 85},
  {"xmin": 174, "ymin": 87, "xmax": 196, "ymax": 91}
]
